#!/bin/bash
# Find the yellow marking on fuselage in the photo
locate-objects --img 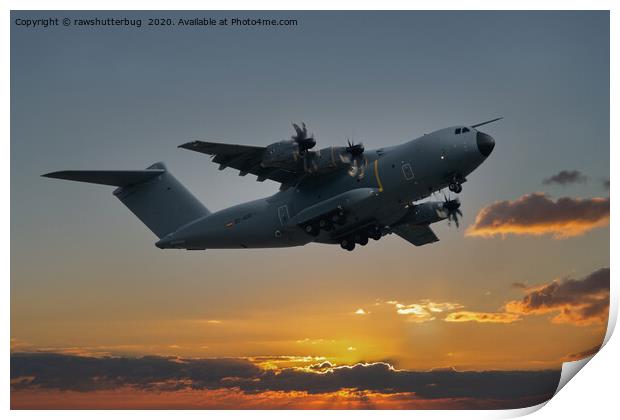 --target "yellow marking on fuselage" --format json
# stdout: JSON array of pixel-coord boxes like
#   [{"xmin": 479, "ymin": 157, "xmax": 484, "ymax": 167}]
[{"xmin": 374, "ymin": 159, "xmax": 384, "ymax": 192}]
